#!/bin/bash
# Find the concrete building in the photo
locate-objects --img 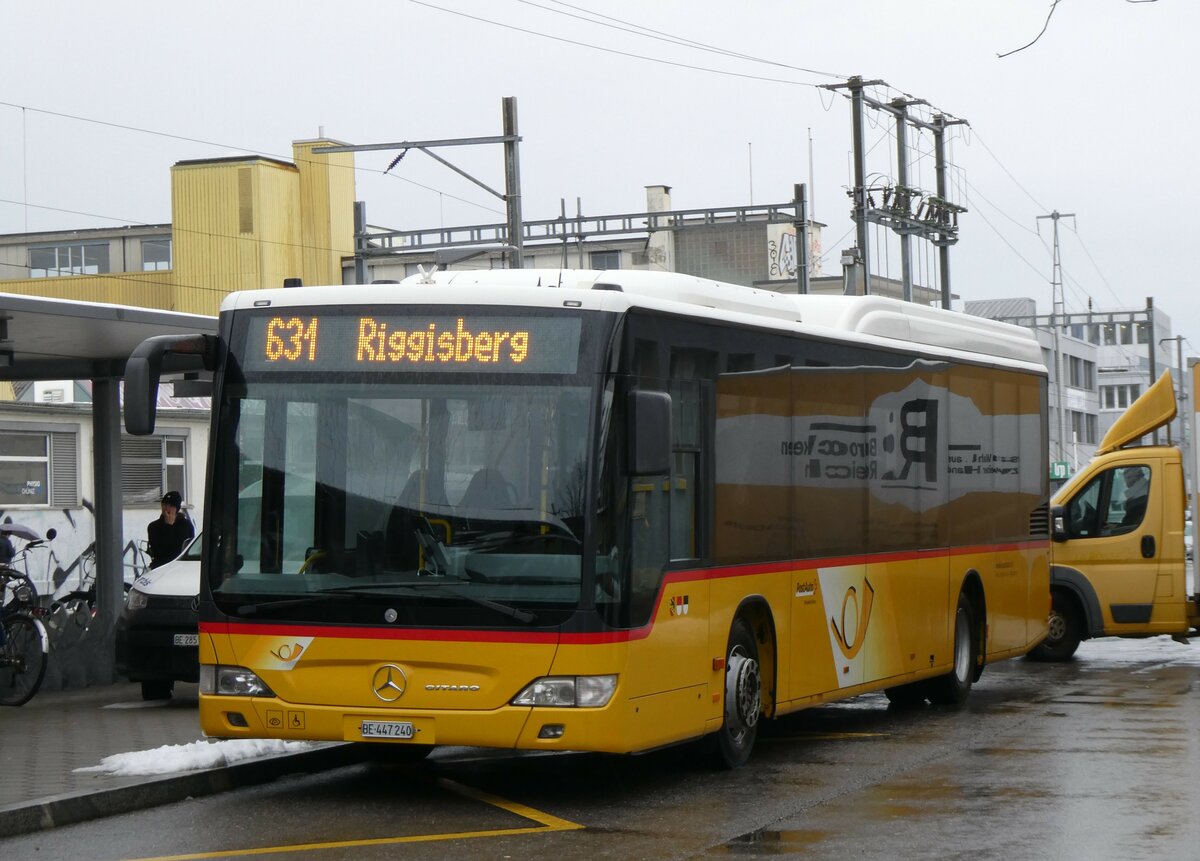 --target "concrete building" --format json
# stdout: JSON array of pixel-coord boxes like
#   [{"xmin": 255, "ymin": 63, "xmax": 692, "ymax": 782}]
[{"xmin": 353, "ymin": 184, "xmax": 830, "ymax": 292}]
